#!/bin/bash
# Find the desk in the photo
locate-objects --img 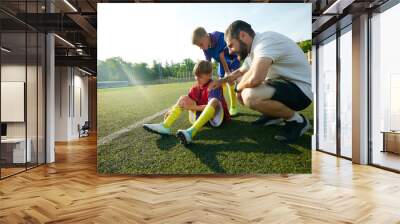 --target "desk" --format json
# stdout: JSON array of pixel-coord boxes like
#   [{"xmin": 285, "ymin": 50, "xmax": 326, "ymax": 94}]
[
  {"xmin": 1, "ymin": 138, "xmax": 31, "ymax": 163},
  {"xmin": 382, "ymin": 131, "xmax": 400, "ymax": 155}
]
